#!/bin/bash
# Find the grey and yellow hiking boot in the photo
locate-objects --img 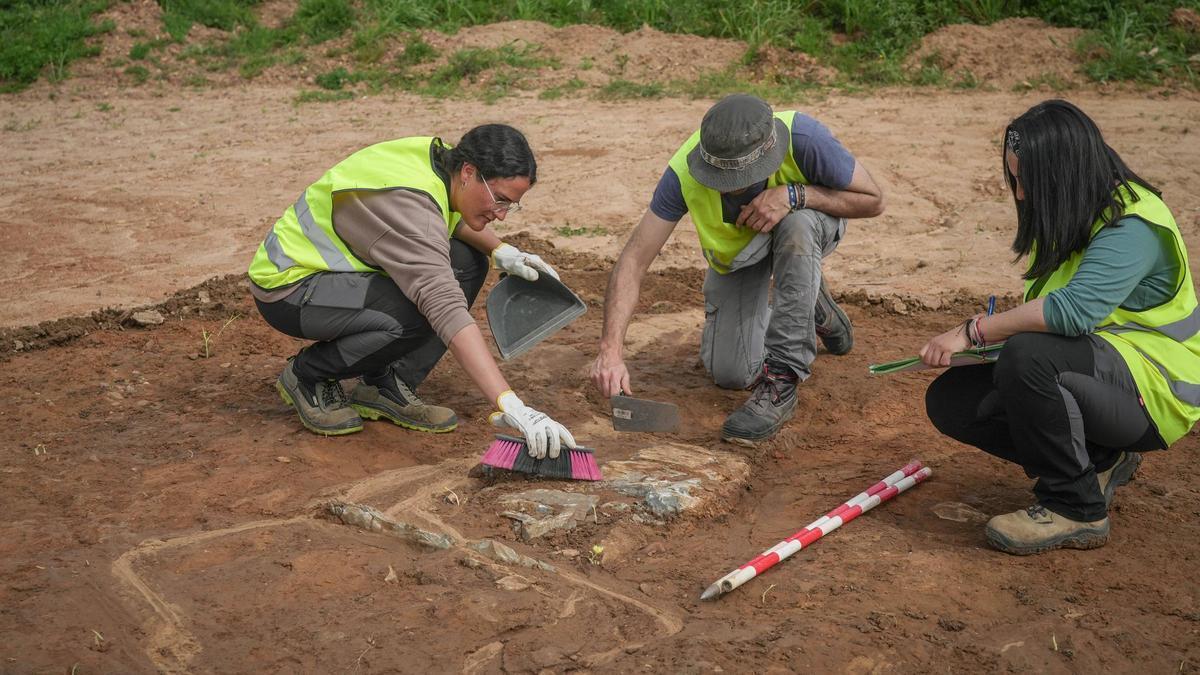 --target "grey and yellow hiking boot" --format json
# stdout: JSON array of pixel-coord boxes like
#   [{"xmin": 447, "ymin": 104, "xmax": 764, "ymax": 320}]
[
  {"xmin": 350, "ymin": 367, "xmax": 457, "ymax": 433},
  {"xmin": 720, "ymin": 361, "xmax": 798, "ymax": 447},
  {"xmin": 814, "ymin": 277, "xmax": 853, "ymax": 355},
  {"xmin": 1097, "ymin": 451, "xmax": 1142, "ymax": 508},
  {"xmin": 275, "ymin": 360, "xmax": 363, "ymax": 436},
  {"xmin": 985, "ymin": 505, "xmax": 1109, "ymax": 555}
]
